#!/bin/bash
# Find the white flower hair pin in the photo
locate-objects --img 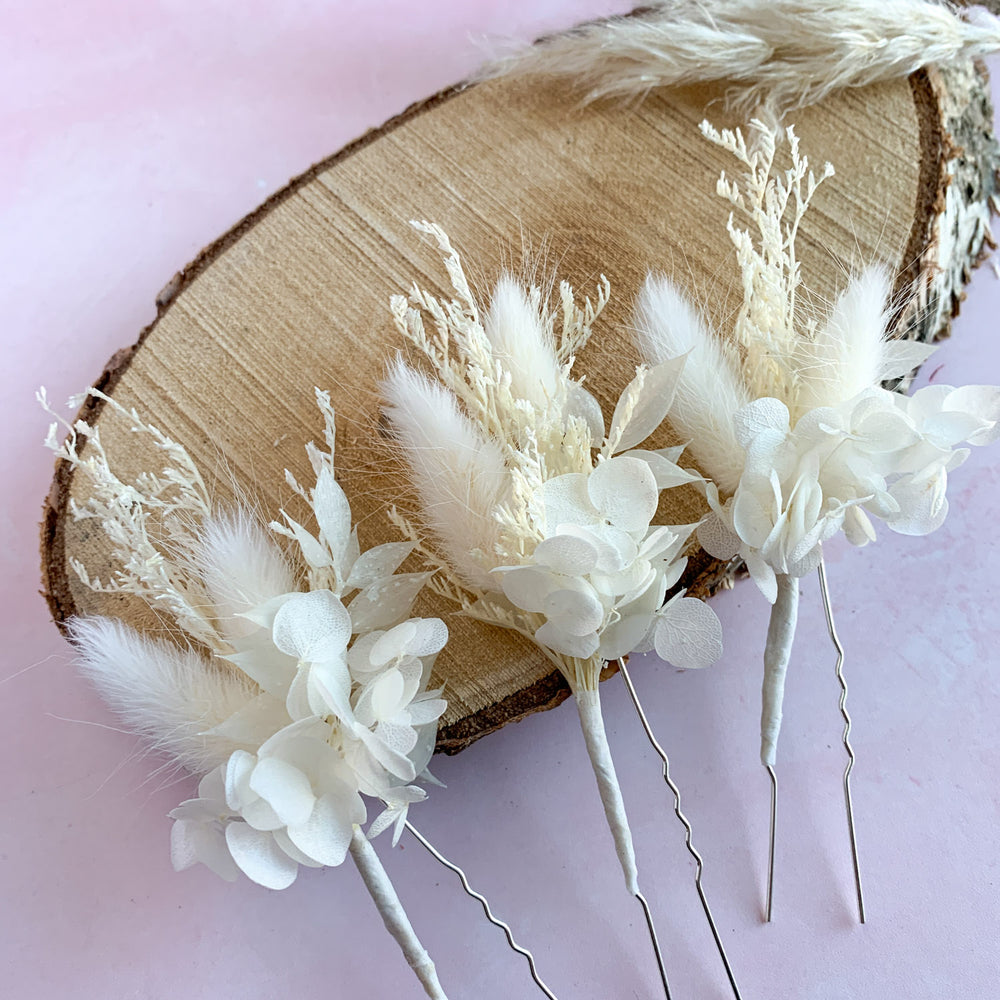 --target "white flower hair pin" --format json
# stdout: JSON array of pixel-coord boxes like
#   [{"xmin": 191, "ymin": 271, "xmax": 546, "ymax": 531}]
[
  {"xmin": 381, "ymin": 223, "xmax": 740, "ymax": 999},
  {"xmin": 40, "ymin": 386, "xmax": 560, "ymax": 1000},
  {"xmin": 632, "ymin": 119, "xmax": 1000, "ymax": 923}
]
